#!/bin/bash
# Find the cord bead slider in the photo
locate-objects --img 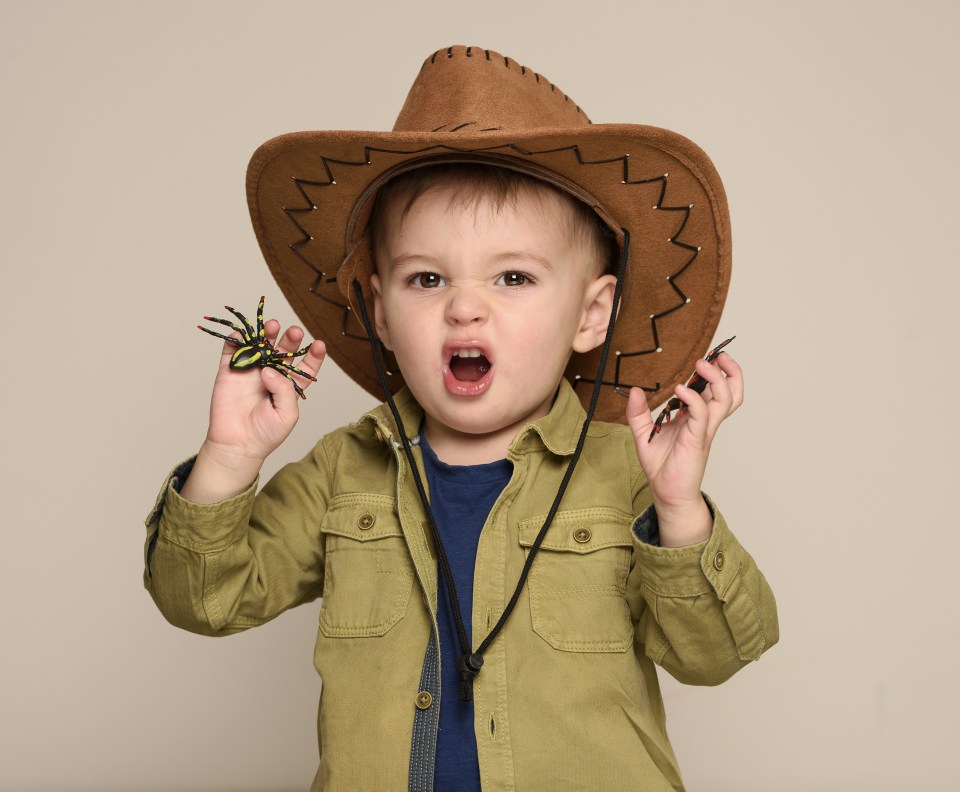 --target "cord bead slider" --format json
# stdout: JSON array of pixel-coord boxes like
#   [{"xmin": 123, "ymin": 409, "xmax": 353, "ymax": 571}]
[{"xmin": 457, "ymin": 652, "xmax": 484, "ymax": 701}]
